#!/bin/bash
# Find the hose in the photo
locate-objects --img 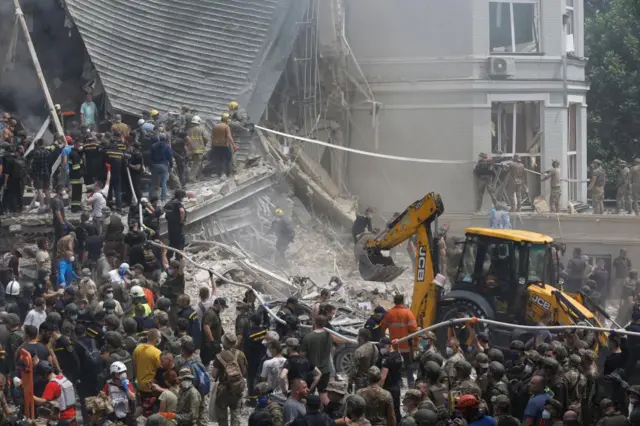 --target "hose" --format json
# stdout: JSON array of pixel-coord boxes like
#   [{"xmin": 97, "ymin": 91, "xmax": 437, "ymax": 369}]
[{"xmin": 323, "ymin": 316, "xmax": 636, "ymax": 347}]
